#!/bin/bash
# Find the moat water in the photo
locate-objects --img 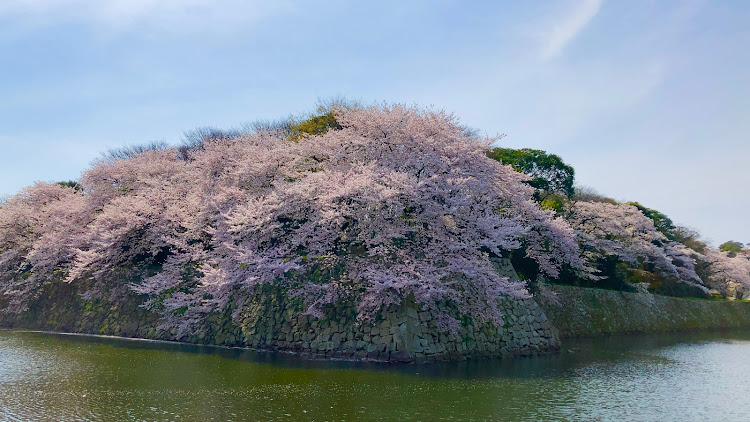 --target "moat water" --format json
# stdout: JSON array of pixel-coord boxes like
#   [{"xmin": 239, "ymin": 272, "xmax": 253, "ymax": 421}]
[{"xmin": 2, "ymin": 329, "xmax": 750, "ymax": 421}]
